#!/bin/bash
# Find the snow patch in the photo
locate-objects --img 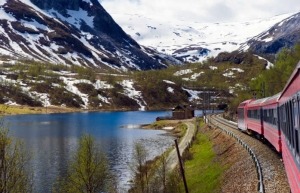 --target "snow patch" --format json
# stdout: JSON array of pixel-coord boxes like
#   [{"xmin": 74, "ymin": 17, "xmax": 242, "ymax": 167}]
[
  {"xmin": 190, "ymin": 72, "xmax": 204, "ymax": 80},
  {"xmin": 182, "ymin": 88, "xmax": 202, "ymax": 101},
  {"xmin": 231, "ymin": 68, "xmax": 244, "ymax": 73},
  {"xmin": 60, "ymin": 77, "xmax": 90, "ymax": 109},
  {"xmin": 167, "ymin": 87, "xmax": 174, "ymax": 93},
  {"xmin": 263, "ymin": 37, "xmax": 273, "ymax": 42},
  {"xmin": 209, "ymin": 66, "xmax": 218, "ymax": 70},
  {"xmin": 174, "ymin": 69, "xmax": 193, "ymax": 76},
  {"xmin": 254, "ymin": 55, "xmax": 274, "ymax": 69},
  {"xmin": 98, "ymin": 94, "xmax": 110, "ymax": 105},
  {"xmin": 5, "ymin": 101, "xmax": 20, "ymax": 106},
  {"xmin": 163, "ymin": 80, "xmax": 175, "ymax": 84},
  {"xmin": 120, "ymin": 80, "xmax": 147, "ymax": 111},
  {"xmin": 223, "ymin": 71, "xmax": 235, "ymax": 78},
  {"xmin": 94, "ymin": 80, "xmax": 113, "ymax": 89}
]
